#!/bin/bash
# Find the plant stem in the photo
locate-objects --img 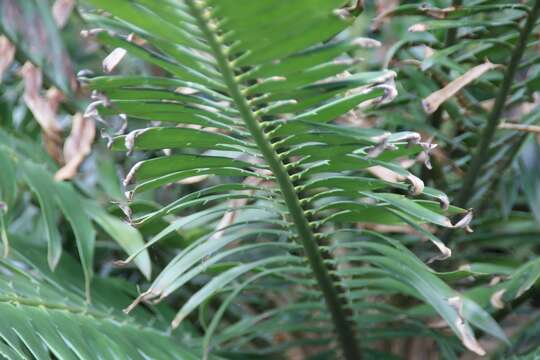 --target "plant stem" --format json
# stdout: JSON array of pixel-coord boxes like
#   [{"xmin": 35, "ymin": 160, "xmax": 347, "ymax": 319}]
[
  {"xmin": 424, "ymin": 0, "xmax": 463, "ymax": 185},
  {"xmin": 429, "ymin": 0, "xmax": 464, "ymax": 130},
  {"xmin": 445, "ymin": 0, "xmax": 463, "ymax": 46},
  {"xmin": 186, "ymin": 1, "xmax": 361, "ymax": 359},
  {"xmin": 454, "ymin": 0, "xmax": 540, "ymax": 209}
]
